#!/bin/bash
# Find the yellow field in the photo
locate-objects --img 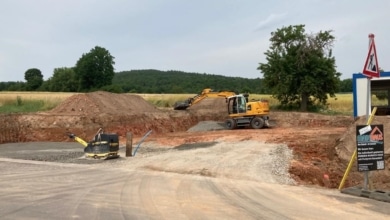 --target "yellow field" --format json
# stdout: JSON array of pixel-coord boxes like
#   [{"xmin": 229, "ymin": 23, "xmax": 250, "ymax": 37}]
[
  {"xmin": 0, "ymin": 92, "xmax": 77, "ymax": 105},
  {"xmin": 0, "ymin": 91, "xmax": 367, "ymax": 114},
  {"xmin": 0, "ymin": 92, "xmax": 77, "ymax": 99},
  {"xmin": 327, "ymin": 93, "xmax": 353, "ymax": 114}
]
